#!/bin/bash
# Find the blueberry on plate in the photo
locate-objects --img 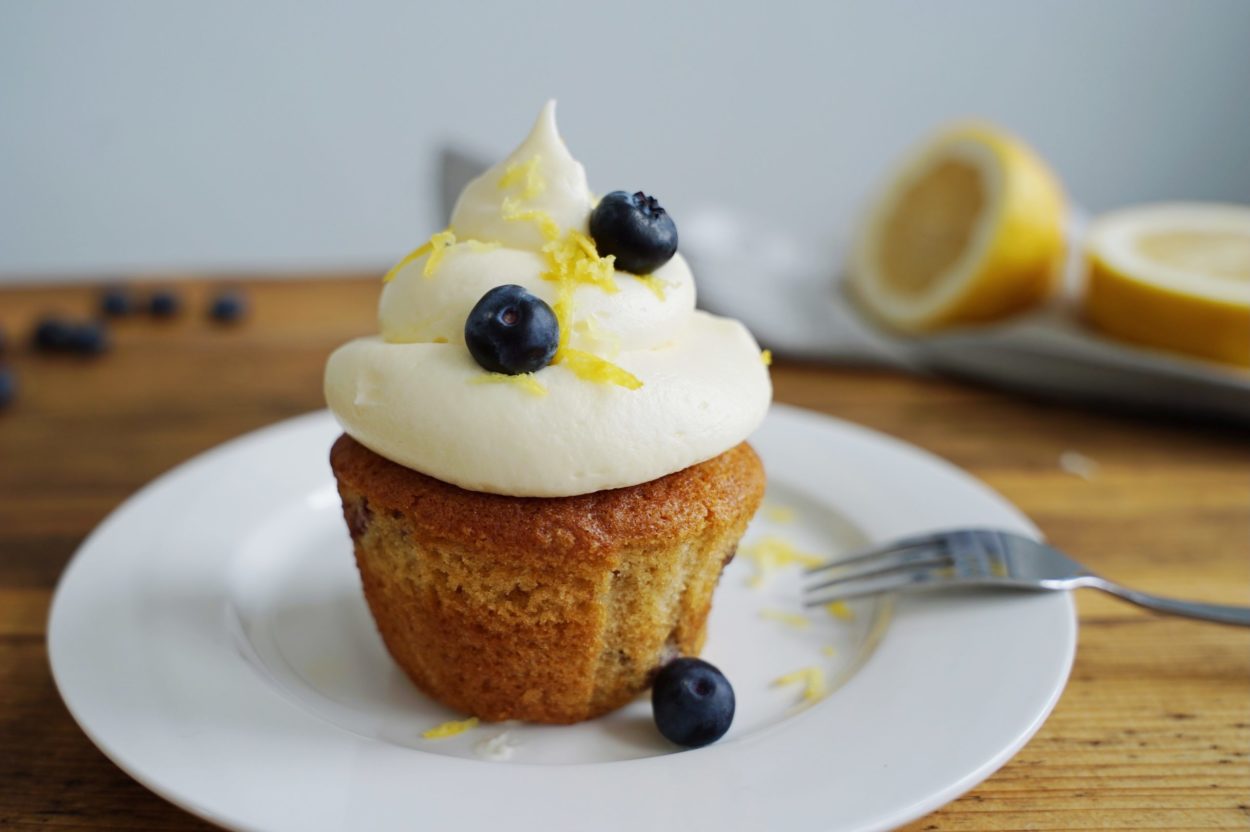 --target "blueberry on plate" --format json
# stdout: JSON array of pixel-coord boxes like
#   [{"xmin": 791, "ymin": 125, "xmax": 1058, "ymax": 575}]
[
  {"xmin": 149, "ymin": 289, "xmax": 182, "ymax": 318},
  {"xmin": 32, "ymin": 317, "xmax": 74, "ymax": 352},
  {"xmin": 589, "ymin": 191, "xmax": 678, "ymax": 275},
  {"xmin": 464, "ymin": 284, "xmax": 559, "ymax": 375},
  {"xmin": 67, "ymin": 321, "xmax": 110, "ymax": 356},
  {"xmin": 0, "ymin": 366, "xmax": 15, "ymax": 410},
  {"xmin": 651, "ymin": 657, "xmax": 735, "ymax": 748},
  {"xmin": 208, "ymin": 290, "xmax": 248, "ymax": 323},
  {"xmin": 100, "ymin": 285, "xmax": 136, "ymax": 317}
]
